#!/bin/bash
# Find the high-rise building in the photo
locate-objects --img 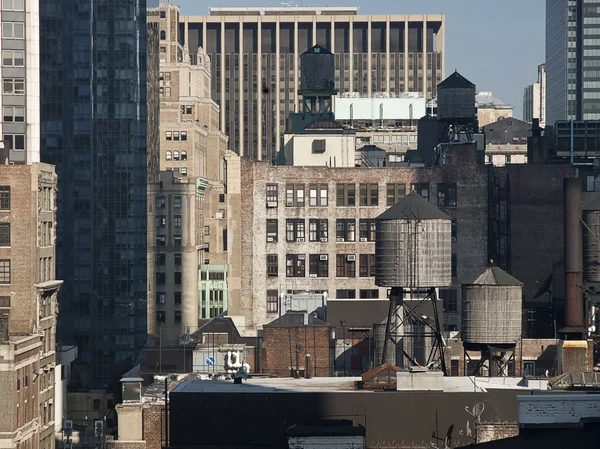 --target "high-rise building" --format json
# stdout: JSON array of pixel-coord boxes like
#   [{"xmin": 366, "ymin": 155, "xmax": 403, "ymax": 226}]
[
  {"xmin": 0, "ymin": 163, "xmax": 61, "ymax": 449},
  {"xmin": 546, "ymin": 0, "xmax": 600, "ymax": 123},
  {"xmin": 0, "ymin": 0, "xmax": 40, "ymax": 164},
  {"xmin": 523, "ymin": 64, "xmax": 547, "ymax": 126},
  {"xmin": 180, "ymin": 8, "xmax": 445, "ymax": 162},
  {"xmin": 40, "ymin": 0, "xmax": 154, "ymax": 388},
  {"xmin": 146, "ymin": 3, "xmax": 228, "ymax": 342}
]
